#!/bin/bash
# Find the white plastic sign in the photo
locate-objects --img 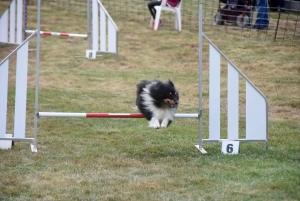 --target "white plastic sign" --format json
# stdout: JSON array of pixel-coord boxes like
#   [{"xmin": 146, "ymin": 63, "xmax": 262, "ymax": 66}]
[
  {"xmin": 86, "ymin": 50, "xmax": 96, "ymax": 59},
  {"xmin": 221, "ymin": 141, "xmax": 239, "ymax": 154}
]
